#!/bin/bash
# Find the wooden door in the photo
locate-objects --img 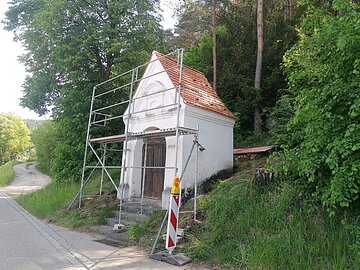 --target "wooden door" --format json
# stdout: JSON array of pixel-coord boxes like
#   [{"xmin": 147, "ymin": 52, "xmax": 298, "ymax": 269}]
[{"xmin": 142, "ymin": 139, "xmax": 166, "ymax": 198}]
